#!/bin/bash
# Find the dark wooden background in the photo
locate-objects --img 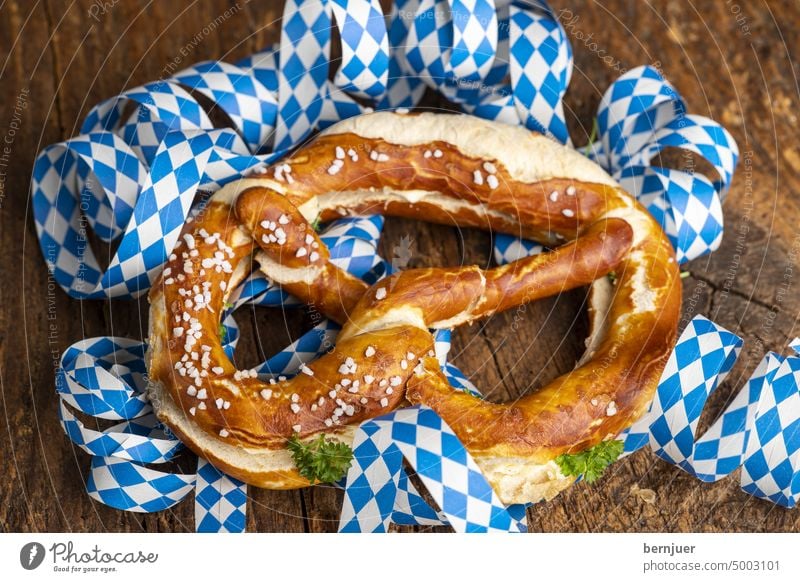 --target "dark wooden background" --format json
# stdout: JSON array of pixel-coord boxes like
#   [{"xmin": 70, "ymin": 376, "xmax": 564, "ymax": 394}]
[{"xmin": 1, "ymin": 0, "xmax": 799, "ymax": 533}]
